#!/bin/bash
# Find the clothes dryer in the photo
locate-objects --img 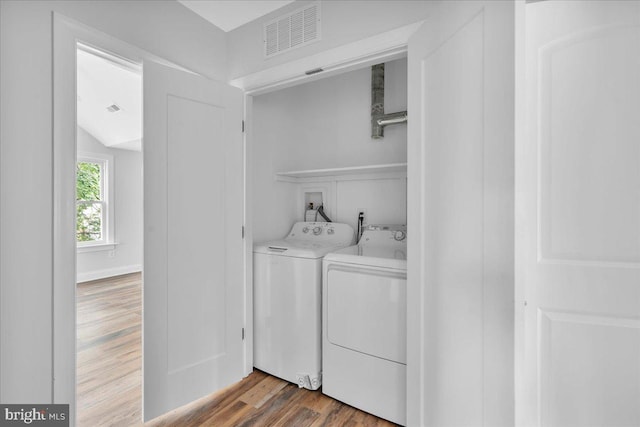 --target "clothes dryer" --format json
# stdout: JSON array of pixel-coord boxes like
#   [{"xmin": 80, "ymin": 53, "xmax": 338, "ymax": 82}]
[{"xmin": 322, "ymin": 224, "xmax": 407, "ymax": 425}]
